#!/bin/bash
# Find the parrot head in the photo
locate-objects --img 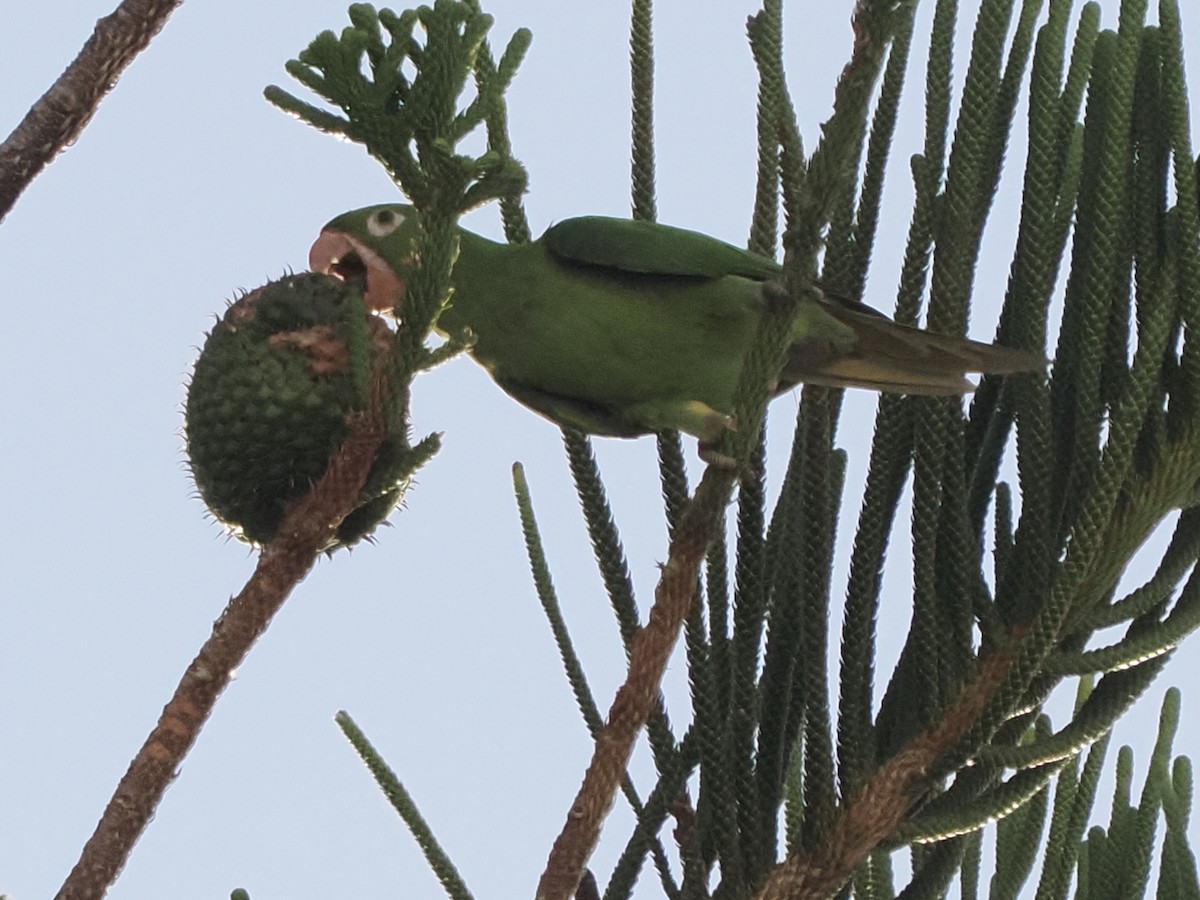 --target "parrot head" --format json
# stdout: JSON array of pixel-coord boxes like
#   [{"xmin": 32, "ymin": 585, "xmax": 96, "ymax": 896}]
[{"xmin": 308, "ymin": 204, "xmax": 420, "ymax": 314}]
